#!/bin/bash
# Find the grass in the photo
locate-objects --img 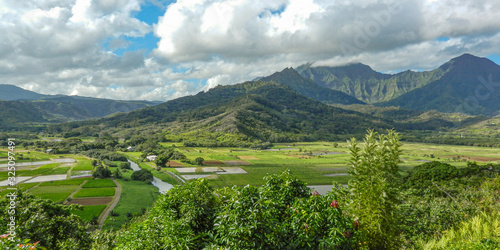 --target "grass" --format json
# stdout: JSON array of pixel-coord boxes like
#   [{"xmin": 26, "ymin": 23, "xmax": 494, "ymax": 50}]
[
  {"xmin": 0, "ymin": 172, "xmax": 11, "ymax": 181},
  {"xmin": 0, "ymin": 151, "xmax": 51, "ymax": 164},
  {"xmin": 0, "ymin": 182, "xmax": 40, "ymax": 198},
  {"xmin": 73, "ymin": 187, "xmax": 116, "ymax": 198},
  {"xmin": 28, "ymin": 185, "xmax": 80, "ymax": 203},
  {"xmin": 39, "ymin": 178, "xmax": 90, "ymax": 186},
  {"xmin": 152, "ymin": 170, "xmax": 179, "ymax": 185},
  {"xmin": 102, "ymin": 177, "xmax": 159, "ymax": 231},
  {"xmin": 17, "ymin": 168, "xmax": 53, "ymax": 176},
  {"xmin": 70, "ymin": 205, "xmax": 107, "ymax": 222},
  {"xmin": 0, "ymin": 151, "xmax": 8, "ymax": 158},
  {"xmin": 82, "ymin": 179, "xmax": 116, "ymax": 188},
  {"xmin": 43, "ymin": 166, "xmax": 71, "ymax": 175},
  {"xmin": 38, "ymin": 163, "xmax": 60, "ymax": 169},
  {"xmin": 72, "ymin": 160, "xmax": 94, "ymax": 171}
]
